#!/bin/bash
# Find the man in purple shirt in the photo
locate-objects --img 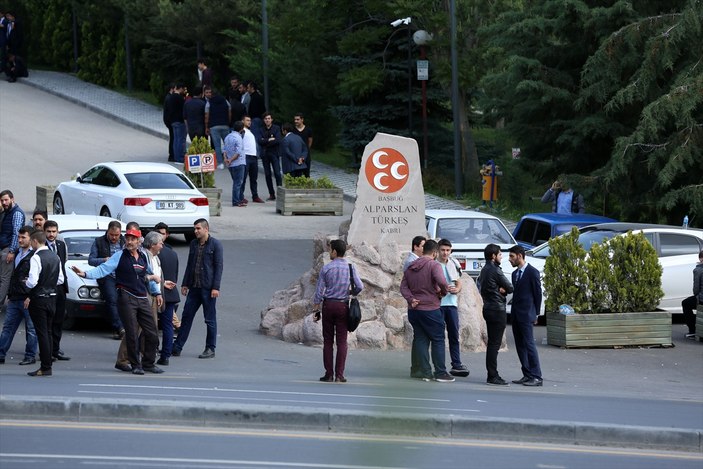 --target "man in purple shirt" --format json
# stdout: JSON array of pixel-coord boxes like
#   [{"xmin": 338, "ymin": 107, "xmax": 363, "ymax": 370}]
[
  {"xmin": 313, "ymin": 239, "xmax": 363, "ymax": 383},
  {"xmin": 400, "ymin": 239, "xmax": 453, "ymax": 383}
]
